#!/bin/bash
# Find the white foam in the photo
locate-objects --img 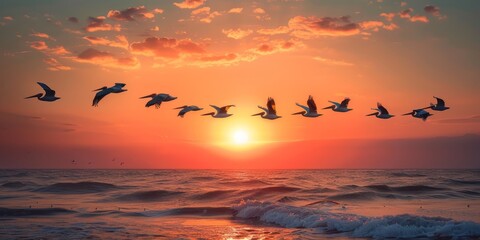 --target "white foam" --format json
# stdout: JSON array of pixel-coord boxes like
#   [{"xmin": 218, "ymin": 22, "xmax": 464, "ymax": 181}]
[{"xmin": 233, "ymin": 200, "xmax": 480, "ymax": 238}]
